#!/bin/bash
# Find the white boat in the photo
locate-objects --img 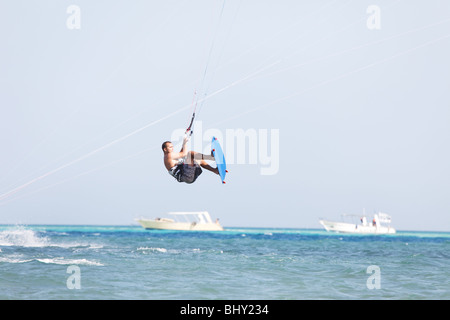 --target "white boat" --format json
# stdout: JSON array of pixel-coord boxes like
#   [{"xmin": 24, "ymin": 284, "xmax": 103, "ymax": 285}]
[
  {"xmin": 136, "ymin": 211, "xmax": 224, "ymax": 231},
  {"xmin": 319, "ymin": 211, "xmax": 396, "ymax": 234}
]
